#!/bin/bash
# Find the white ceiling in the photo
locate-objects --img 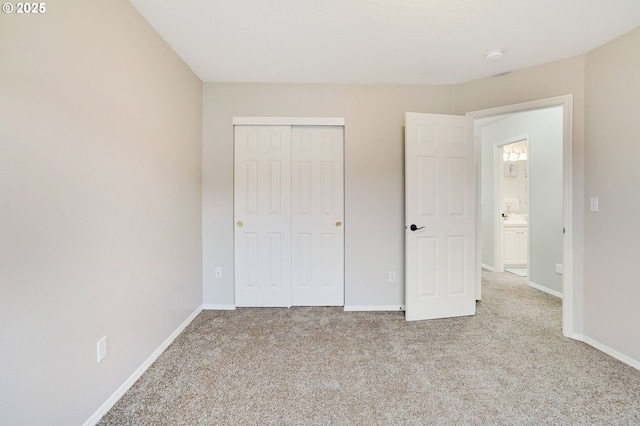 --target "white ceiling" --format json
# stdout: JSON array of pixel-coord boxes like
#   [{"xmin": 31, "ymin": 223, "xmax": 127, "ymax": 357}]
[{"xmin": 129, "ymin": 0, "xmax": 640, "ymax": 85}]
